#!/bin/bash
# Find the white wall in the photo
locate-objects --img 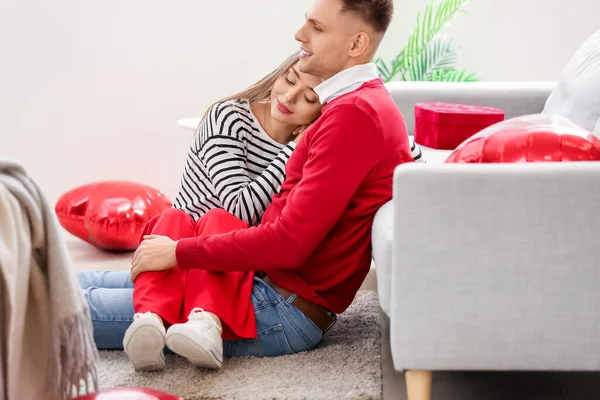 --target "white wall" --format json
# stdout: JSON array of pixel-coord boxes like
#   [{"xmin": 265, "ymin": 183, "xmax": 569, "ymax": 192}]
[
  {"xmin": 0, "ymin": 0, "xmax": 314, "ymax": 205},
  {"xmin": 378, "ymin": 0, "xmax": 600, "ymax": 81},
  {"xmin": 1, "ymin": 0, "xmax": 599, "ymax": 206}
]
